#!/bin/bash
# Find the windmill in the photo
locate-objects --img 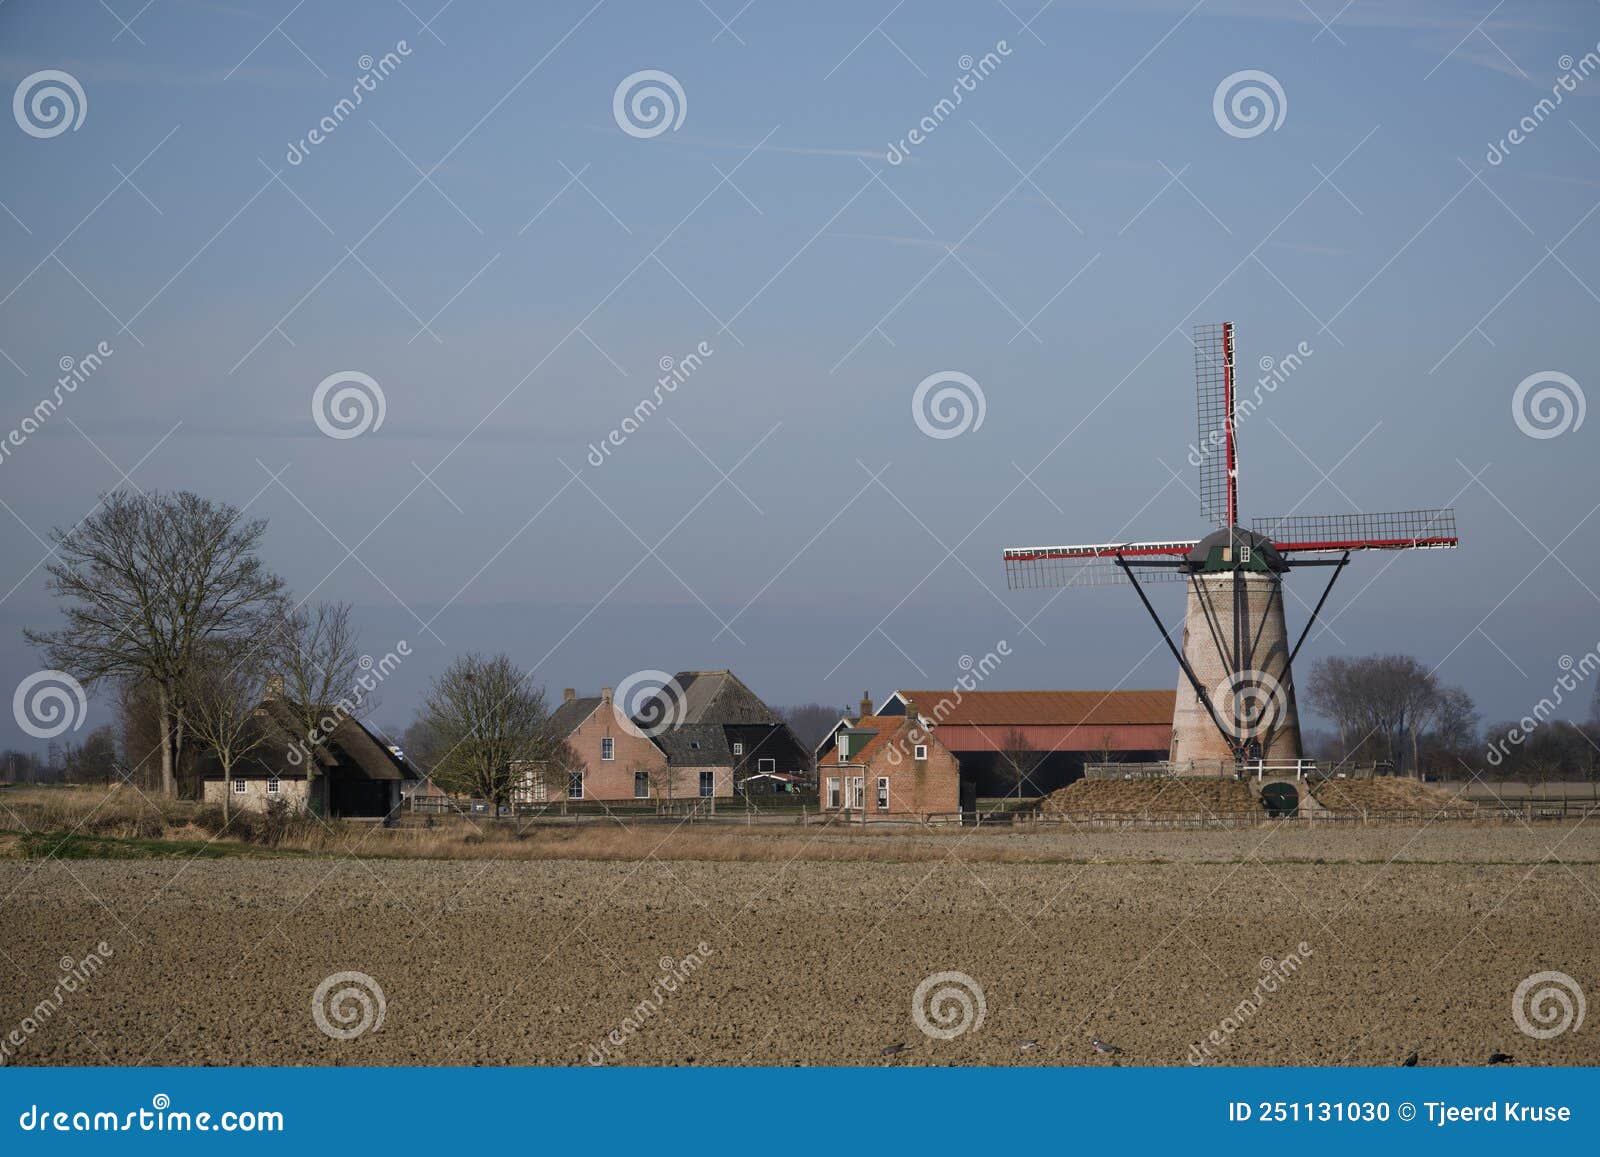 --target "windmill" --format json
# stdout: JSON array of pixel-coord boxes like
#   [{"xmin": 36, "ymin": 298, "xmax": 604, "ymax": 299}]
[{"xmin": 1003, "ymin": 322, "xmax": 1459, "ymax": 772}]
